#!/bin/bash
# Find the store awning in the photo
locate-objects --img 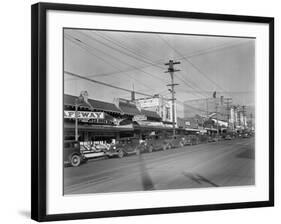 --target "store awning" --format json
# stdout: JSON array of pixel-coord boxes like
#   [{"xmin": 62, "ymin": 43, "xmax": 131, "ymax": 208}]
[
  {"xmin": 134, "ymin": 121, "xmax": 168, "ymax": 130},
  {"xmin": 118, "ymin": 102, "xmax": 142, "ymax": 116},
  {"xmin": 64, "ymin": 123, "xmax": 134, "ymax": 132},
  {"xmin": 64, "ymin": 94, "xmax": 122, "ymax": 114}
]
